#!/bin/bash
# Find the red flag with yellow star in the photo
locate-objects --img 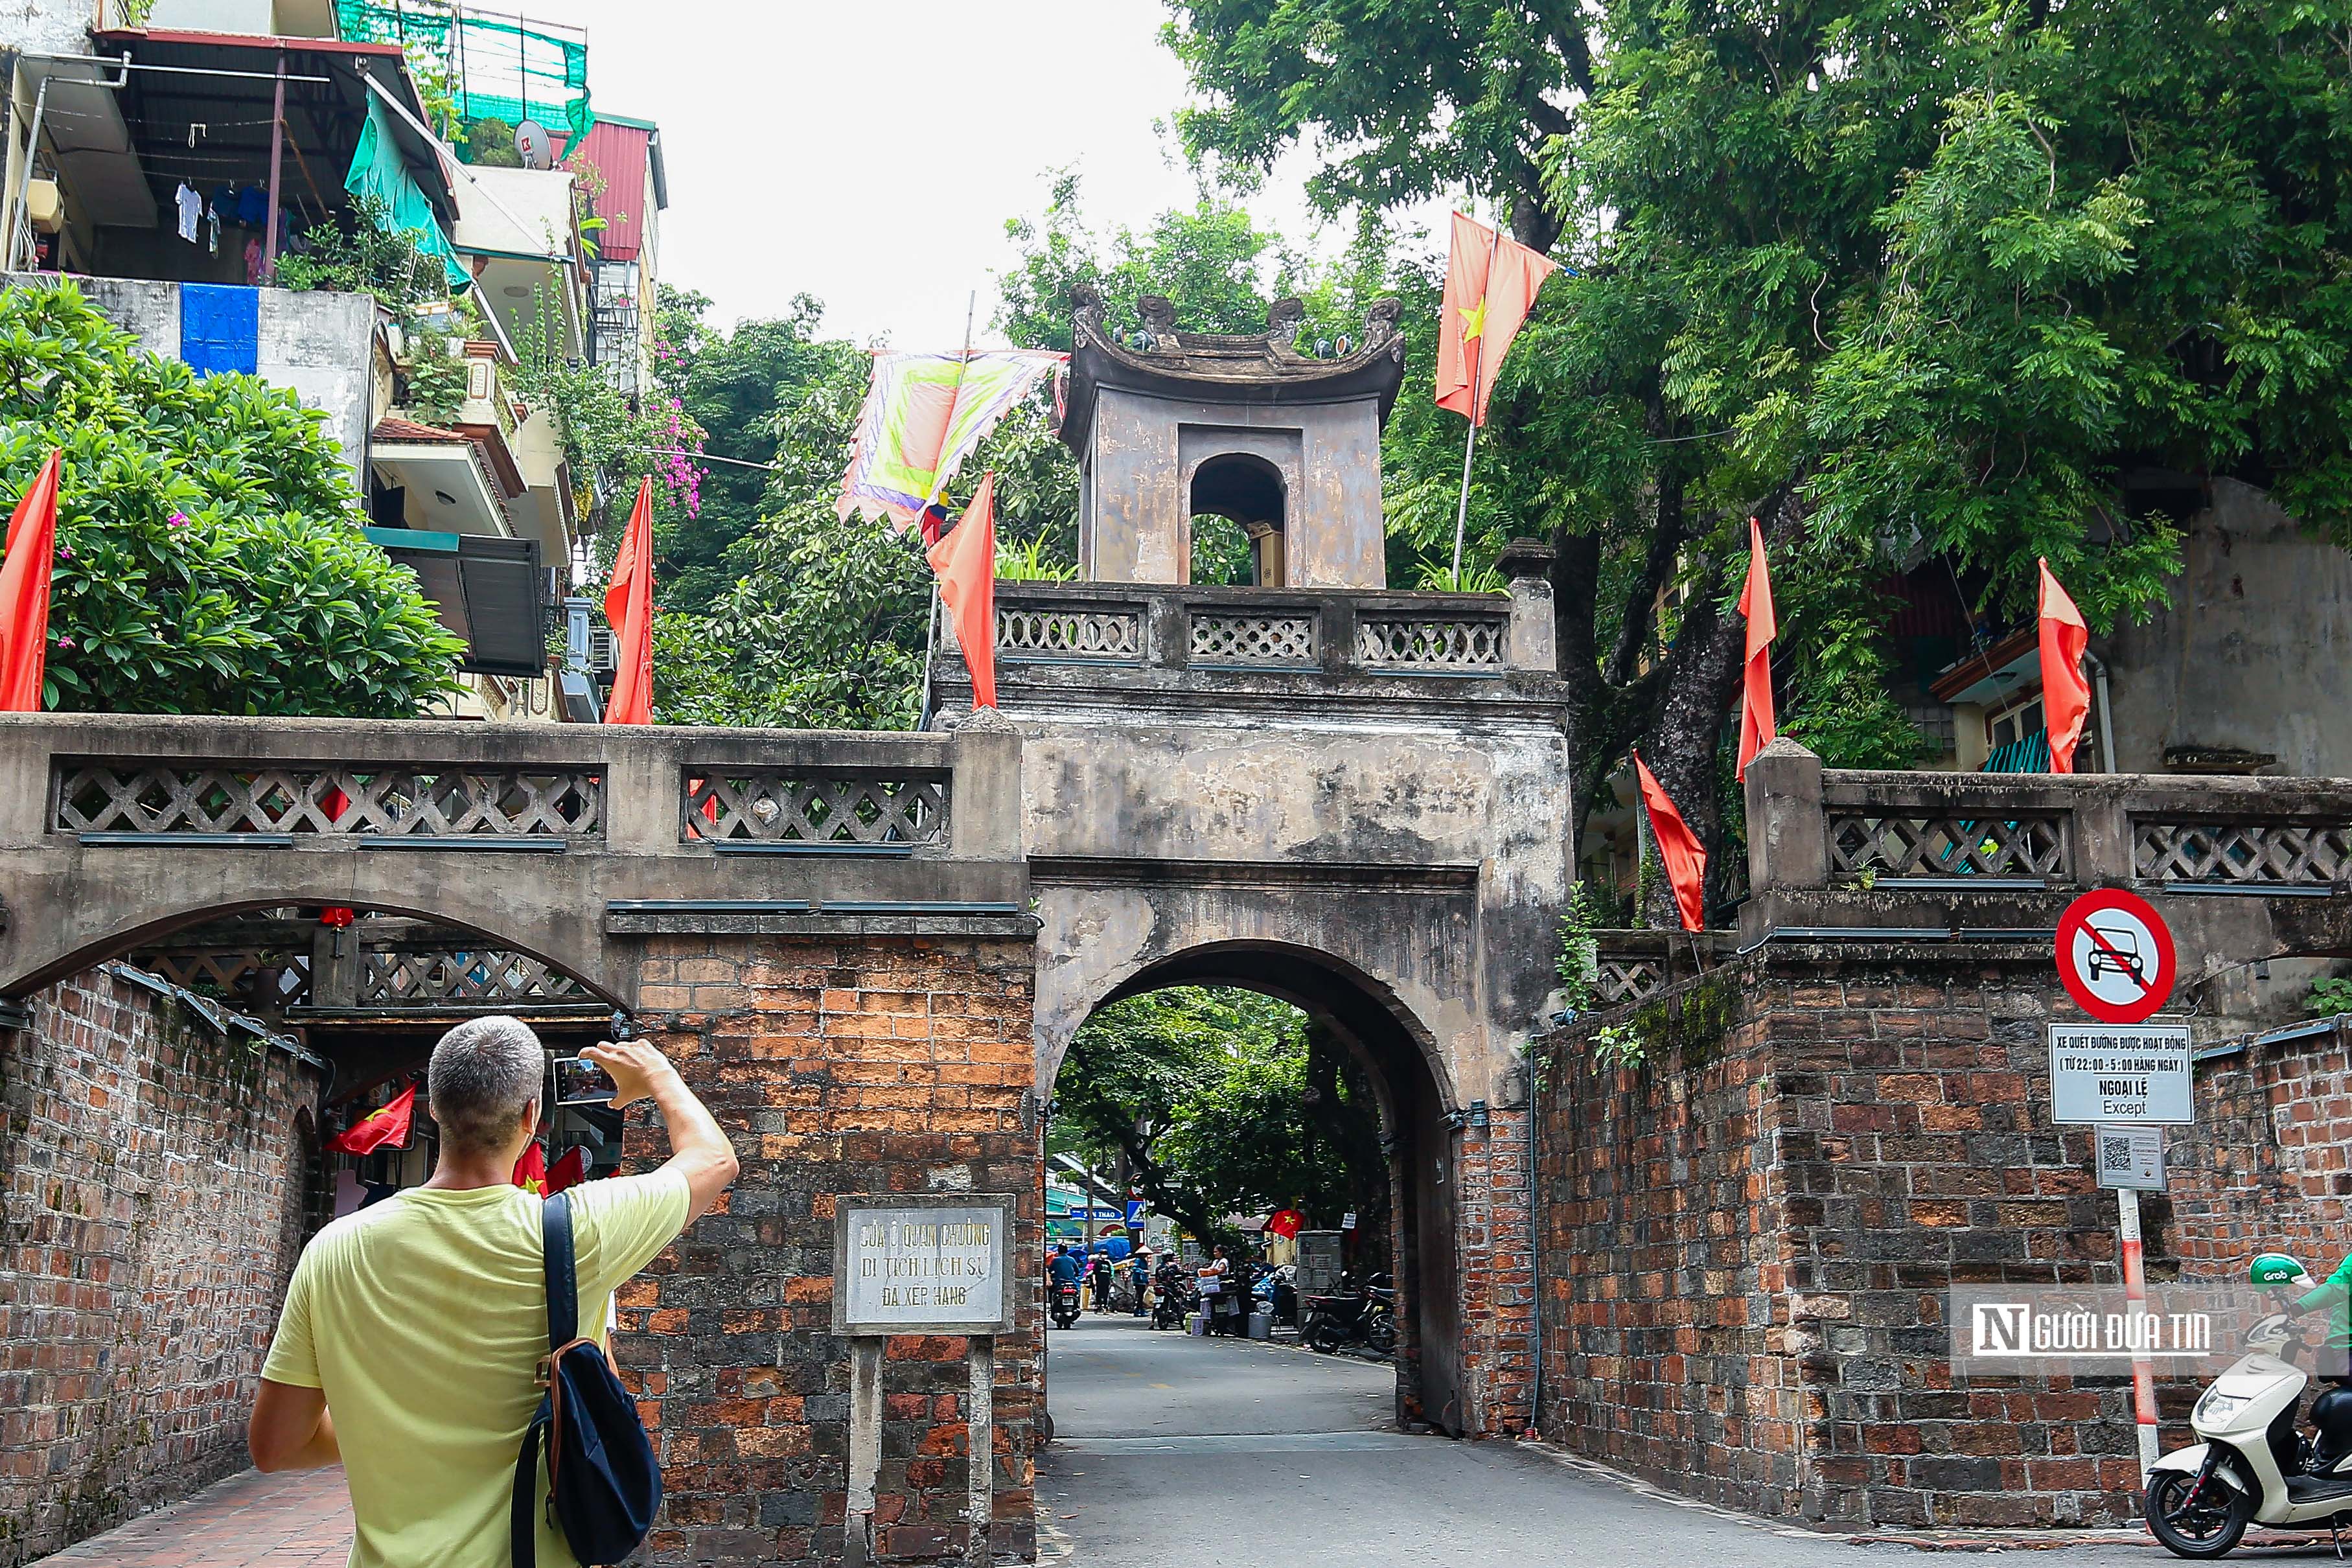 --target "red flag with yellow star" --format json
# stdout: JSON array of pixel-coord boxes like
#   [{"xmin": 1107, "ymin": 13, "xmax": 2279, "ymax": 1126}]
[
  {"xmin": 1436, "ymin": 212, "xmax": 1559, "ymax": 427},
  {"xmin": 513, "ymin": 1140, "xmax": 548, "ymax": 1195},
  {"xmin": 327, "ymin": 1083, "xmax": 416, "ymax": 1156}
]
